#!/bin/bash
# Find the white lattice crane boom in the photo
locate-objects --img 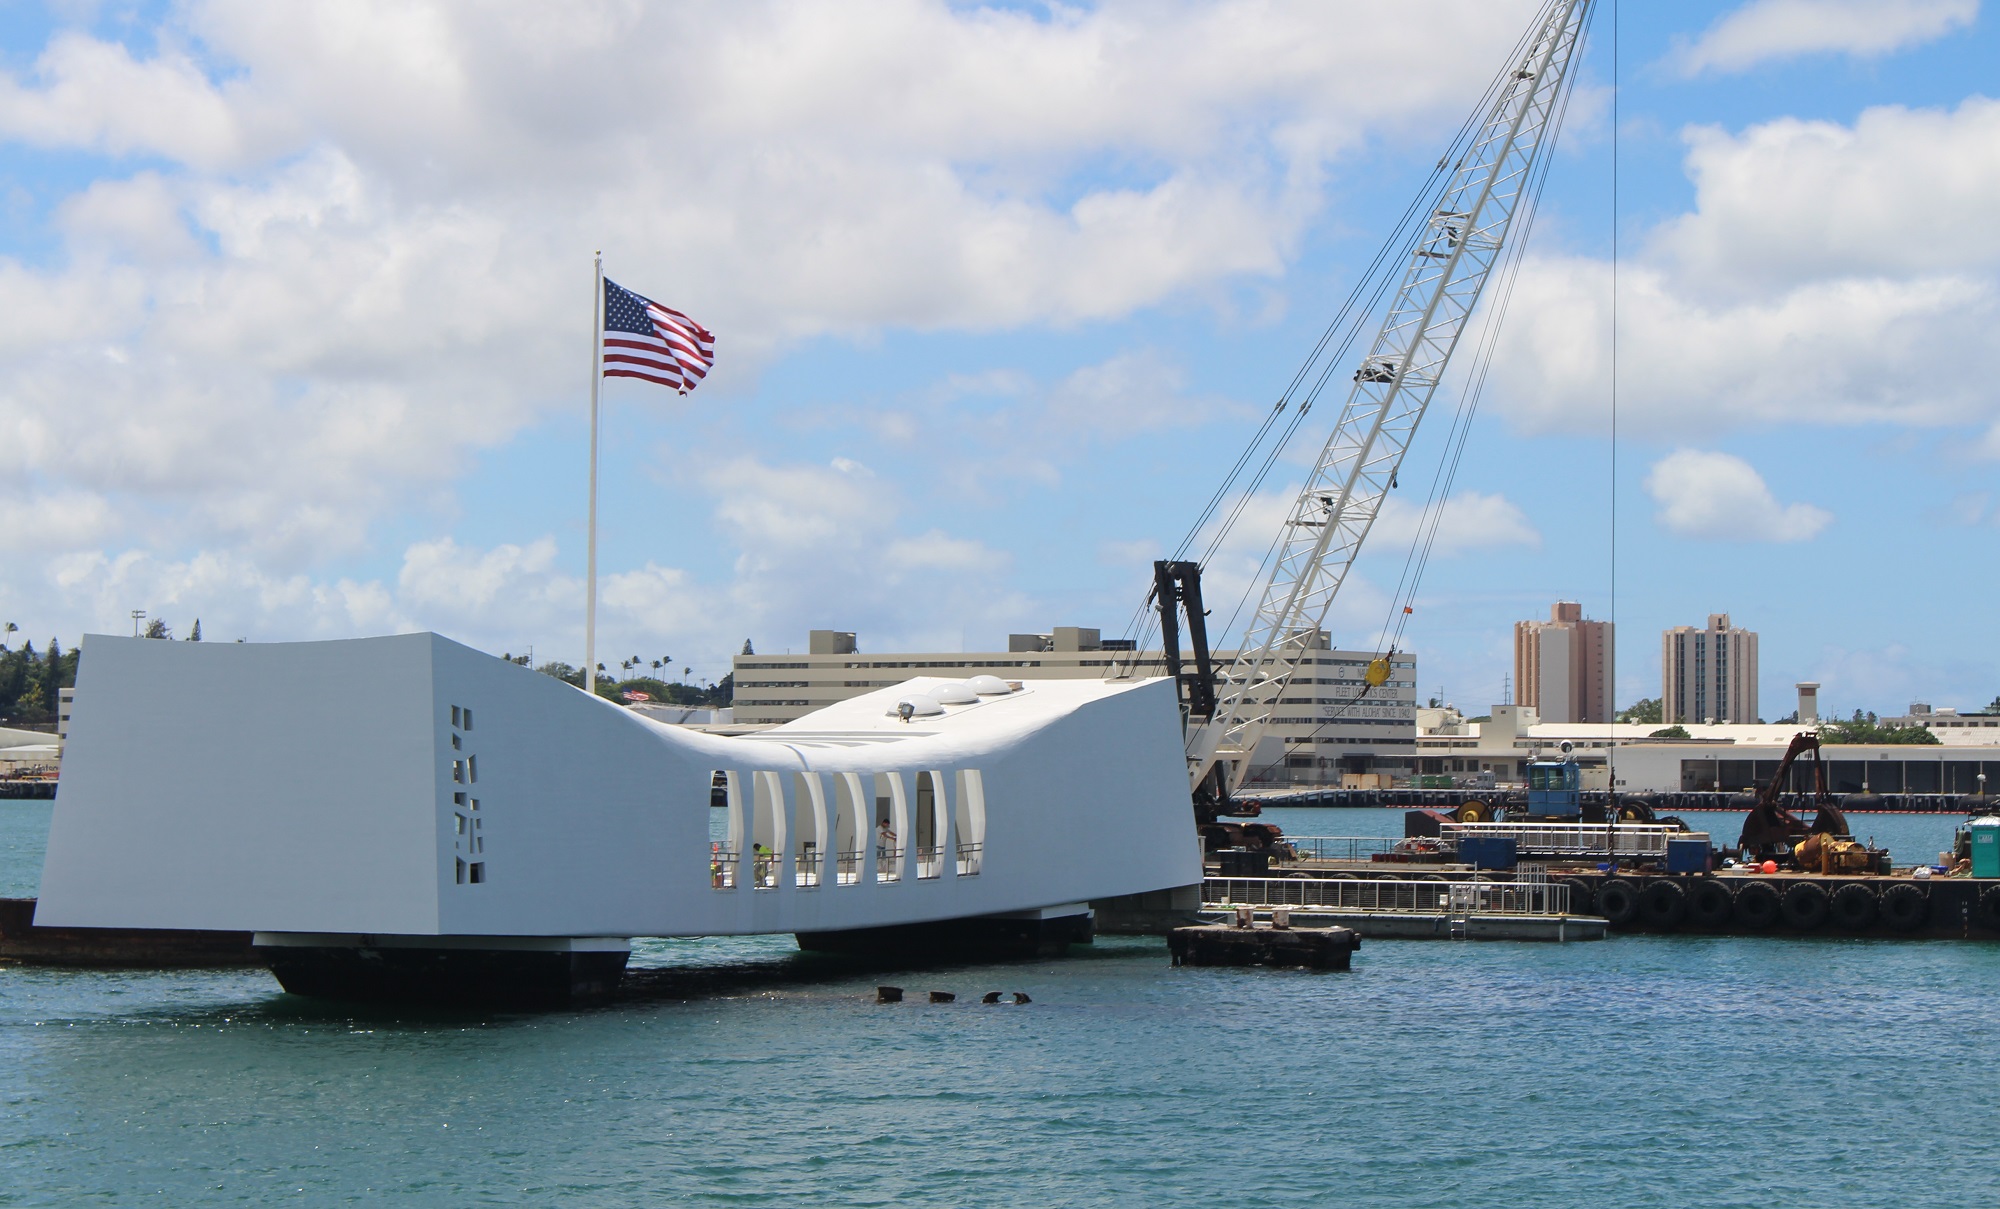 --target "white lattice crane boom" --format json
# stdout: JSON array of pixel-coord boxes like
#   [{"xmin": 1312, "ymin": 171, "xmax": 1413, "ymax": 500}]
[{"xmin": 1188, "ymin": 0, "xmax": 1593, "ymax": 797}]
